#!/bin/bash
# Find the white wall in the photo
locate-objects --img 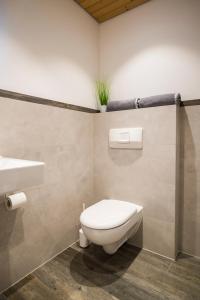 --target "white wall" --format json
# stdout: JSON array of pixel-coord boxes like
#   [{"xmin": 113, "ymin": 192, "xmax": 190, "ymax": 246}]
[
  {"xmin": 1, "ymin": 0, "xmax": 199, "ymax": 107},
  {"xmin": 0, "ymin": 0, "xmax": 99, "ymax": 109},
  {"xmin": 100, "ymin": 0, "xmax": 200, "ymax": 101}
]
